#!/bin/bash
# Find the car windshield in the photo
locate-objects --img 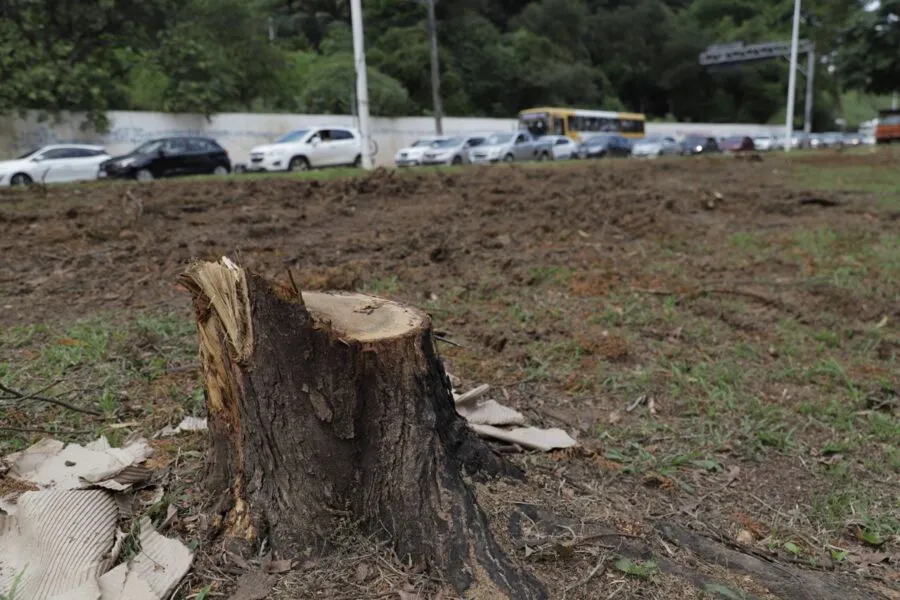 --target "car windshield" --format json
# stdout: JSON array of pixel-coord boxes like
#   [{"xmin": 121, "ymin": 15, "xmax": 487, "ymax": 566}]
[
  {"xmin": 133, "ymin": 140, "xmax": 165, "ymax": 155},
  {"xmin": 639, "ymin": 136, "xmax": 666, "ymax": 144},
  {"xmin": 432, "ymin": 138, "xmax": 462, "ymax": 148},
  {"xmin": 586, "ymin": 135, "xmax": 612, "ymax": 145},
  {"xmin": 276, "ymin": 130, "xmax": 309, "ymax": 144},
  {"xmin": 486, "ymin": 133, "xmax": 513, "ymax": 145},
  {"xmin": 724, "ymin": 136, "xmax": 744, "ymax": 143},
  {"xmin": 16, "ymin": 148, "xmax": 40, "ymax": 159},
  {"xmin": 684, "ymin": 137, "xmax": 705, "ymax": 144}
]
